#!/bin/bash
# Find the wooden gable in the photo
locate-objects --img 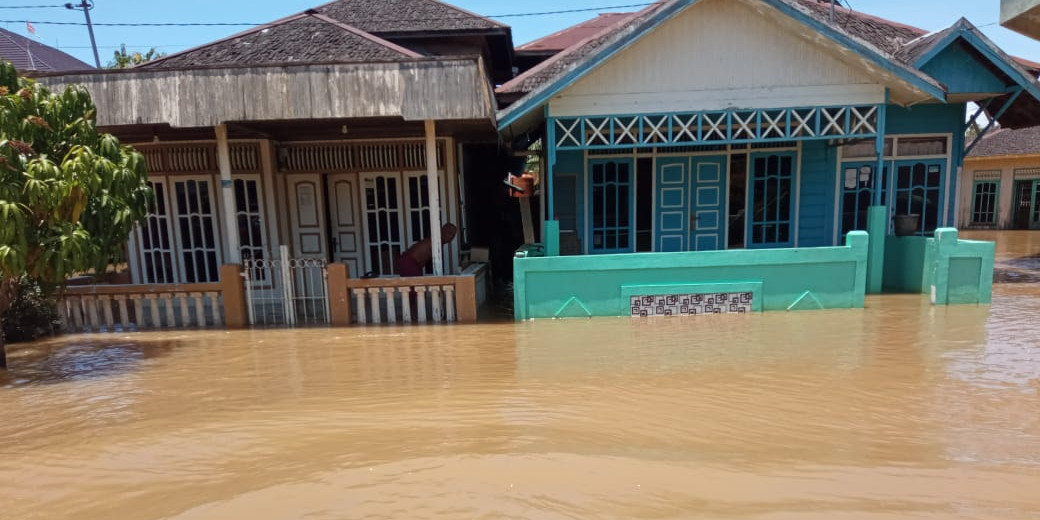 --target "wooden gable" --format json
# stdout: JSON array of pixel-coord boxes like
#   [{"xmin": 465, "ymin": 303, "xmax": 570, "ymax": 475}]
[{"xmin": 549, "ymin": 0, "xmax": 890, "ymax": 117}]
